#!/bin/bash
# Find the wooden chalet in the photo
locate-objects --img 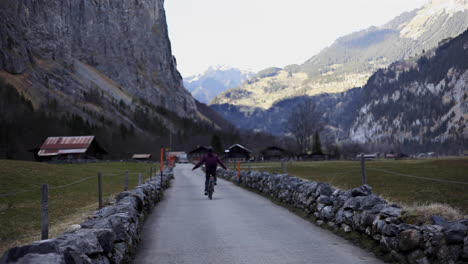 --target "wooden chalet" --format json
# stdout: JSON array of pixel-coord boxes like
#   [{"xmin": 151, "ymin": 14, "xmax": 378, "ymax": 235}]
[
  {"xmin": 260, "ymin": 146, "xmax": 288, "ymax": 161},
  {"xmin": 37, "ymin": 136, "xmax": 107, "ymax": 161},
  {"xmin": 224, "ymin": 144, "xmax": 251, "ymax": 162},
  {"xmin": 187, "ymin": 146, "xmax": 211, "ymax": 163}
]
